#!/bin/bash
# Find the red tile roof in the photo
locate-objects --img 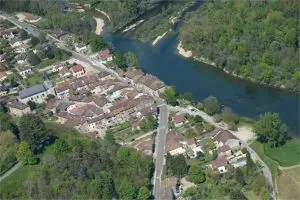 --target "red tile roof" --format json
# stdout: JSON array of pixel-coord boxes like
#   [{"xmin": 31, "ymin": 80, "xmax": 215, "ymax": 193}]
[
  {"xmin": 212, "ymin": 156, "xmax": 228, "ymax": 169},
  {"xmin": 99, "ymin": 48, "xmax": 112, "ymax": 61},
  {"xmin": 173, "ymin": 113, "xmax": 186, "ymax": 124},
  {"xmin": 71, "ymin": 64, "xmax": 84, "ymax": 73},
  {"xmin": 0, "ymin": 71, "xmax": 7, "ymax": 79}
]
